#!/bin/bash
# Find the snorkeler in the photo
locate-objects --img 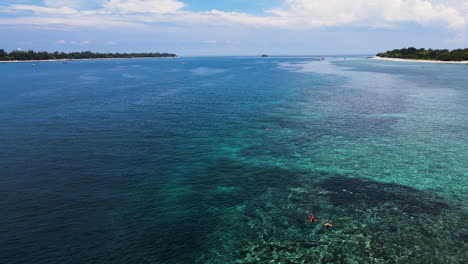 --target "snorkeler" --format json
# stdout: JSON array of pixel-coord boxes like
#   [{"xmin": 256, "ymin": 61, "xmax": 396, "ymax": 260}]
[
  {"xmin": 306, "ymin": 215, "xmax": 333, "ymax": 228},
  {"xmin": 307, "ymin": 215, "xmax": 319, "ymax": 223}
]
